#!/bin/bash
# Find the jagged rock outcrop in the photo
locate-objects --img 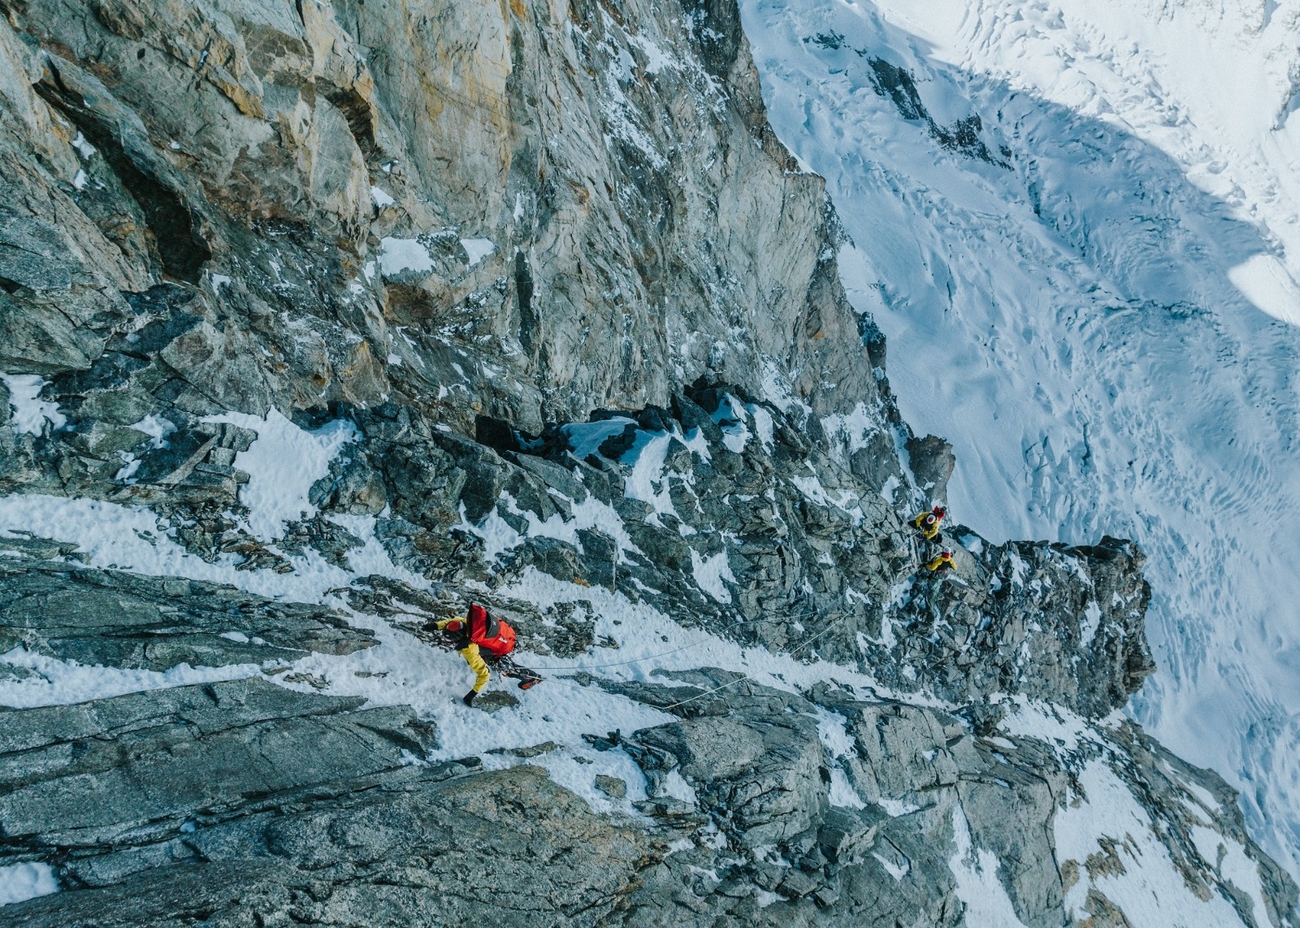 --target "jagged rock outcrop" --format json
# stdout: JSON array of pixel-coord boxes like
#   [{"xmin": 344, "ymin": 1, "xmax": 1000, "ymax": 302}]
[
  {"xmin": 883, "ymin": 532, "xmax": 1154, "ymax": 718},
  {"xmin": 0, "ymin": 0, "xmax": 878, "ymax": 437},
  {"xmin": 1, "ymin": 676, "xmax": 645, "ymax": 927},
  {"xmin": 0, "ymin": 558, "xmax": 375, "ymax": 669}
]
